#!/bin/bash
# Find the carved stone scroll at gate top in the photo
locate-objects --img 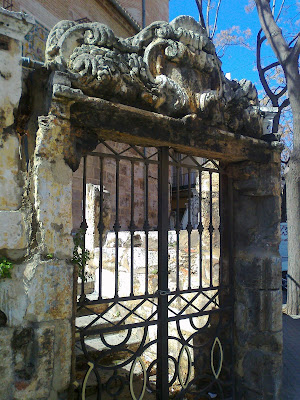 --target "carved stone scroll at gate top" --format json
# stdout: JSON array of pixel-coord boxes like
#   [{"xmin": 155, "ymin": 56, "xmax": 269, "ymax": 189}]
[{"xmin": 46, "ymin": 15, "xmax": 262, "ymax": 137}]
